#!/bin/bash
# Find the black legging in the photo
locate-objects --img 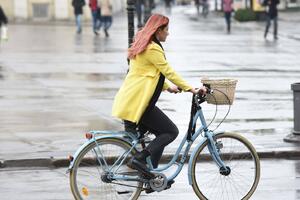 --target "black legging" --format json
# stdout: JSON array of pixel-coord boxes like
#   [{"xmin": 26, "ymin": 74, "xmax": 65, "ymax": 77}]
[
  {"xmin": 139, "ymin": 106, "xmax": 178, "ymax": 168},
  {"xmin": 125, "ymin": 106, "xmax": 178, "ymax": 168},
  {"xmin": 224, "ymin": 12, "xmax": 231, "ymax": 33}
]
